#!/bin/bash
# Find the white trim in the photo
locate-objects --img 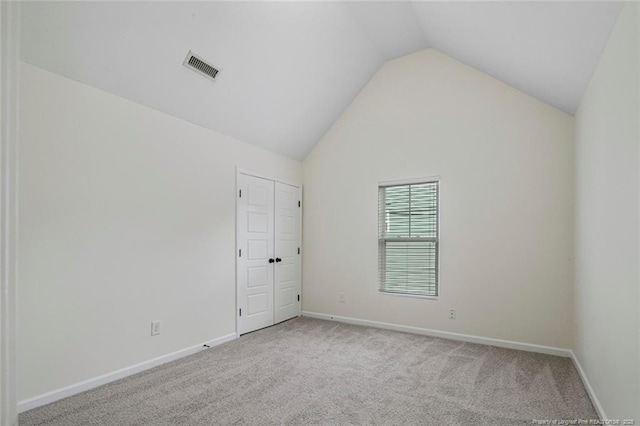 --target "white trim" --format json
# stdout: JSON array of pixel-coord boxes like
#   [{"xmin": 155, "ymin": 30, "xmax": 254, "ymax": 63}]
[
  {"xmin": 17, "ymin": 333, "xmax": 237, "ymax": 413},
  {"xmin": 301, "ymin": 311, "xmax": 572, "ymax": 358},
  {"xmin": 296, "ymin": 184, "xmax": 303, "ymax": 313},
  {"xmin": 236, "ymin": 167, "xmax": 301, "ymax": 189},
  {"xmin": 1, "ymin": 2, "xmax": 20, "ymax": 425},
  {"xmin": 378, "ymin": 290, "xmax": 438, "ymax": 300},
  {"xmin": 378, "ymin": 175, "xmax": 440, "ymax": 187},
  {"xmin": 569, "ymin": 351, "xmax": 606, "ymax": 420}
]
